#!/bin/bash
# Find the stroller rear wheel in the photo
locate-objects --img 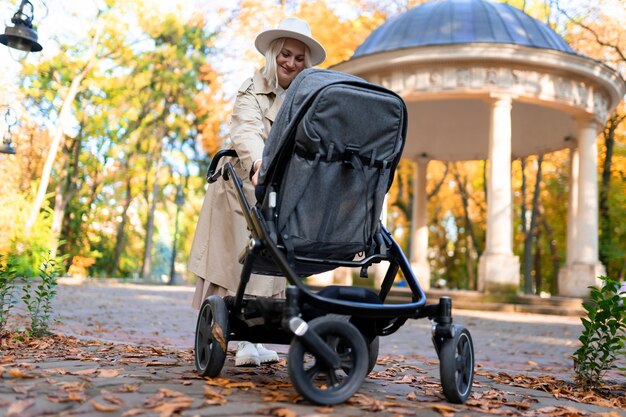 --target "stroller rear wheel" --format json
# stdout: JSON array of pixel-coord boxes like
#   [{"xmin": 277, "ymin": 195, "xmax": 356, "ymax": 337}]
[
  {"xmin": 367, "ymin": 336, "xmax": 380, "ymax": 374},
  {"xmin": 439, "ymin": 324, "xmax": 474, "ymax": 403},
  {"xmin": 195, "ymin": 295, "xmax": 228, "ymax": 377},
  {"xmin": 288, "ymin": 316, "xmax": 368, "ymax": 405}
]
